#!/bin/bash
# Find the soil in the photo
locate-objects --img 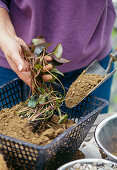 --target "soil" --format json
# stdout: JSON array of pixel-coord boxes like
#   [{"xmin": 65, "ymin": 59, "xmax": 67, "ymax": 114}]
[
  {"xmin": 0, "ymin": 154, "xmax": 7, "ymax": 170},
  {"xmin": 0, "ymin": 105, "xmax": 75, "ymax": 146},
  {"xmin": 65, "ymin": 71, "xmax": 104, "ymax": 108},
  {"xmin": 99, "ymin": 149, "xmax": 107, "ymax": 159},
  {"xmin": 71, "ymin": 150, "xmax": 85, "ymax": 160},
  {"xmin": 109, "ymin": 135, "xmax": 117, "ymax": 156}
]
